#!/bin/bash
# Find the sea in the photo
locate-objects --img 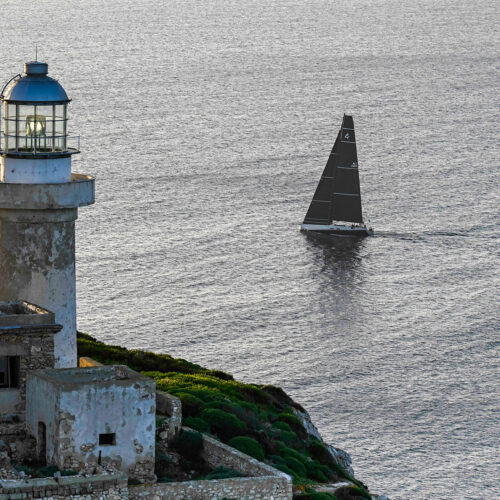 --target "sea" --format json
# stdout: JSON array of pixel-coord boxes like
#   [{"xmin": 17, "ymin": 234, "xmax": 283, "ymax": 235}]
[{"xmin": 1, "ymin": 1, "xmax": 498, "ymax": 498}]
